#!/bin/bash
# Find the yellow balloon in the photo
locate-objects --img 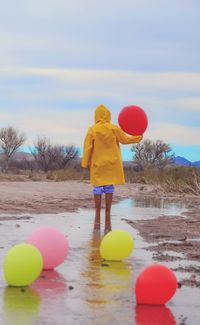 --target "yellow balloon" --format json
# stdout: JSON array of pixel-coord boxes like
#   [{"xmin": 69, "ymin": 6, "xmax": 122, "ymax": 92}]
[
  {"xmin": 3, "ymin": 243, "xmax": 43, "ymax": 286},
  {"xmin": 100, "ymin": 230, "xmax": 134, "ymax": 261}
]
